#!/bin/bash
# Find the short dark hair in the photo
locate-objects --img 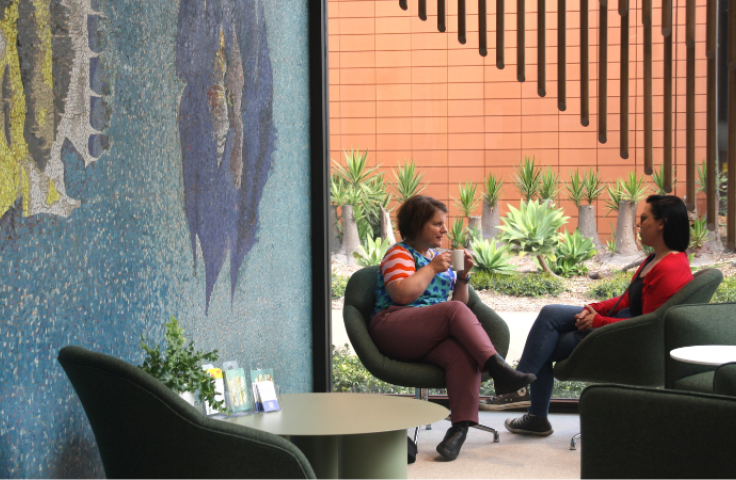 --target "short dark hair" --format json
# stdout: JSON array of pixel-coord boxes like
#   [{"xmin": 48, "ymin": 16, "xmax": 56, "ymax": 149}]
[
  {"xmin": 646, "ymin": 195, "xmax": 690, "ymax": 252},
  {"xmin": 397, "ymin": 195, "xmax": 448, "ymax": 241}
]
